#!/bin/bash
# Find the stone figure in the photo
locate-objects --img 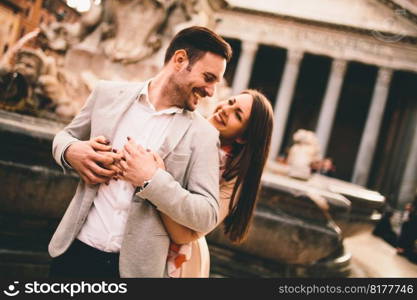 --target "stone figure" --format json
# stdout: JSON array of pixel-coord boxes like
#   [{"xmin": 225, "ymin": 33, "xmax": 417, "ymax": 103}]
[
  {"xmin": 0, "ymin": 49, "xmax": 46, "ymax": 115},
  {"xmin": 287, "ymin": 129, "xmax": 322, "ymax": 180},
  {"xmin": 38, "ymin": 3, "xmax": 104, "ymax": 53},
  {"xmin": 39, "ymin": 0, "xmax": 208, "ymax": 65},
  {"xmin": 100, "ymin": 0, "xmax": 169, "ymax": 64},
  {"xmin": 0, "ymin": 48, "xmax": 79, "ymax": 119},
  {"xmin": 0, "ymin": 69, "xmax": 30, "ymax": 113},
  {"xmin": 11, "ymin": 0, "xmax": 224, "ymax": 119}
]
